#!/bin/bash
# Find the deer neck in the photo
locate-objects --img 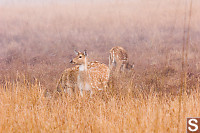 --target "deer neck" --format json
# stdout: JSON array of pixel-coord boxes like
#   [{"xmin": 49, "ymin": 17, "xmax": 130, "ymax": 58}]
[
  {"xmin": 79, "ymin": 65, "xmax": 86, "ymax": 72},
  {"xmin": 78, "ymin": 57, "xmax": 88, "ymax": 82},
  {"xmin": 78, "ymin": 57, "xmax": 91, "ymax": 91},
  {"xmin": 79, "ymin": 57, "xmax": 88, "ymax": 72}
]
